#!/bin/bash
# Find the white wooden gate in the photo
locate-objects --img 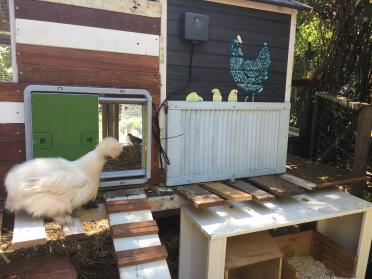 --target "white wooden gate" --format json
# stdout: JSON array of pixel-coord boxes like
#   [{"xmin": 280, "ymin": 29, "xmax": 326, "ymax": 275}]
[{"xmin": 166, "ymin": 101, "xmax": 290, "ymax": 186}]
